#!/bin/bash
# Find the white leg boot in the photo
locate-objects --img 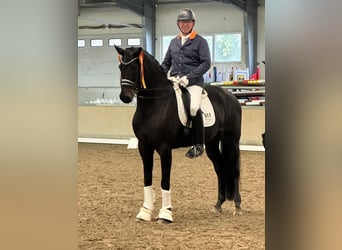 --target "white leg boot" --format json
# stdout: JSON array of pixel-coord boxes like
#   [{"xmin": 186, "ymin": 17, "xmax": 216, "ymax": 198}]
[
  {"xmin": 136, "ymin": 186, "xmax": 154, "ymax": 221},
  {"xmin": 156, "ymin": 189, "xmax": 173, "ymax": 223}
]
